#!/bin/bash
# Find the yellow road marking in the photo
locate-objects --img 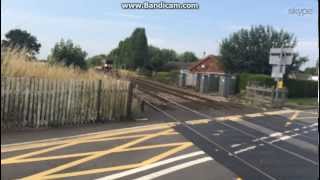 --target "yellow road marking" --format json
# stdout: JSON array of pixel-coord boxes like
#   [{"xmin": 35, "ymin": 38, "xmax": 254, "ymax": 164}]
[
  {"xmin": 290, "ymin": 111, "xmax": 300, "ymax": 121},
  {"xmin": 3, "ymin": 142, "xmax": 188, "ymax": 164},
  {"xmin": 1, "ymin": 131, "xmax": 178, "ymax": 154},
  {"xmin": 1, "ymin": 125, "xmax": 174, "ymax": 153},
  {"xmin": 264, "ymin": 109, "xmax": 297, "ymax": 115},
  {"xmin": 1, "ymin": 122, "xmax": 177, "ymax": 148},
  {"xmin": 284, "ymin": 111, "xmax": 300, "ymax": 127},
  {"xmin": 186, "ymin": 119, "xmax": 210, "ymax": 125},
  {"xmin": 2, "ymin": 128, "xmax": 175, "ymax": 164},
  {"xmin": 142, "ymin": 143, "xmax": 192, "ymax": 164},
  {"xmin": 42, "ymin": 143, "xmax": 192, "ymax": 179},
  {"xmin": 245, "ymin": 113, "xmax": 264, "ymax": 118},
  {"xmin": 21, "ymin": 129, "xmax": 175, "ymax": 180}
]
